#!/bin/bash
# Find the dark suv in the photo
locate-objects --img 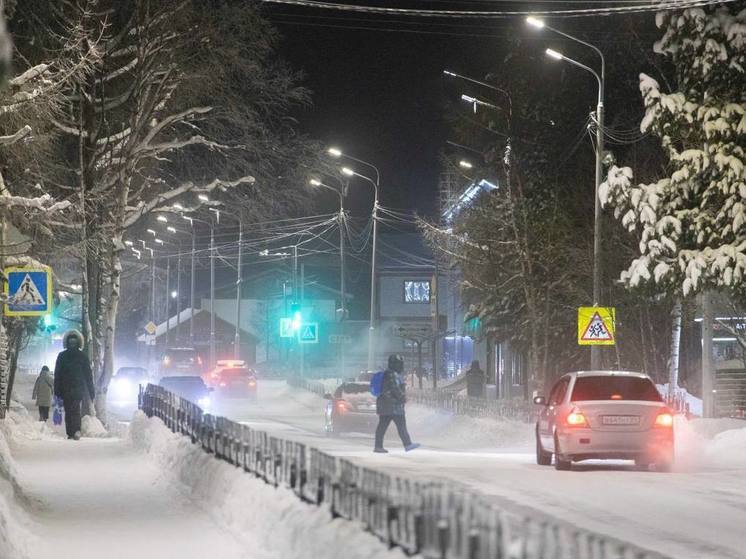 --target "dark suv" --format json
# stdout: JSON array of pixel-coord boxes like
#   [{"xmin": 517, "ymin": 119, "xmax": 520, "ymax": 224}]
[{"xmin": 158, "ymin": 347, "xmax": 204, "ymax": 377}]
